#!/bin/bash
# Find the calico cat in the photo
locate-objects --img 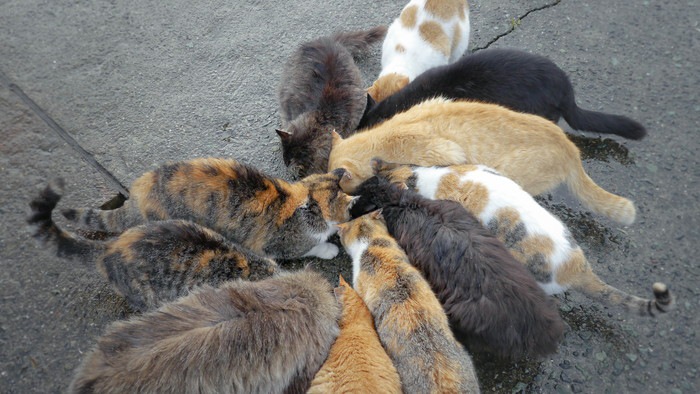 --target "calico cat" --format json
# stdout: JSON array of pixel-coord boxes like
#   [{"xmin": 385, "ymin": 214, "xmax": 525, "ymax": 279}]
[
  {"xmin": 359, "ymin": 48, "xmax": 647, "ymax": 140},
  {"xmin": 69, "ymin": 269, "xmax": 340, "ymax": 394},
  {"xmin": 277, "ymin": 26, "xmax": 387, "ymax": 178},
  {"xmin": 368, "ymin": 0, "xmax": 471, "ymax": 102},
  {"xmin": 61, "ymin": 158, "xmax": 356, "ymax": 260},
  {"xmin": 307, "ymin": 275, "xmax": 402, "ymax": 394},
  {"xmin": 27, "ymin": 179, "xmax": 279, "ymax": 312},
  {"xmin": 349, "ymin": 176, "xmax": 565, "ymax": 359},
  {"xmin": 373, "ymin": 160, "xmax": 675, "ymax": 316},
  {"xmin": 328, "ymin": 97, "xmax": 637, "ymax": 225},
  {"xmin": 337, "ymin": 211, "xmax": 480, "ymax": 393}
]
